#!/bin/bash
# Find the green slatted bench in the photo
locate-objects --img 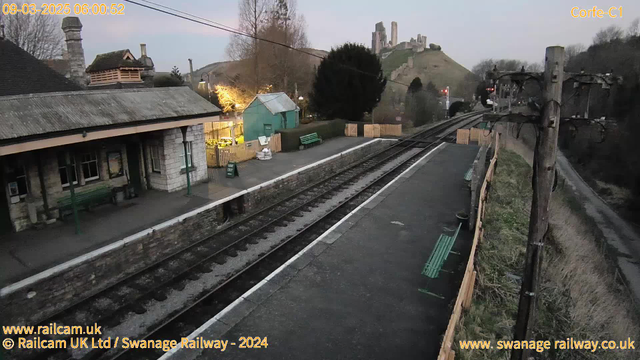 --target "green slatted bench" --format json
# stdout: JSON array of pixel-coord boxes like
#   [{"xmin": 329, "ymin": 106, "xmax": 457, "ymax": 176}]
[
  {"xmin": 299, "ymin": 133, "xmax": 322, "ymax": 149},
  {"xmin": 57, "ymin": 186, "xmax": 114, "ymax": 219},
  {"xmin": 422, "ymin": 222, "xmax": 462, "ymax": 278},
  {"xmin": 464, "ymin": 167, "xmax": 473, "ymax": 182},
  {"xmin": 419, "ymin": 223, "xmax": 463, "ymax": 298}
]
